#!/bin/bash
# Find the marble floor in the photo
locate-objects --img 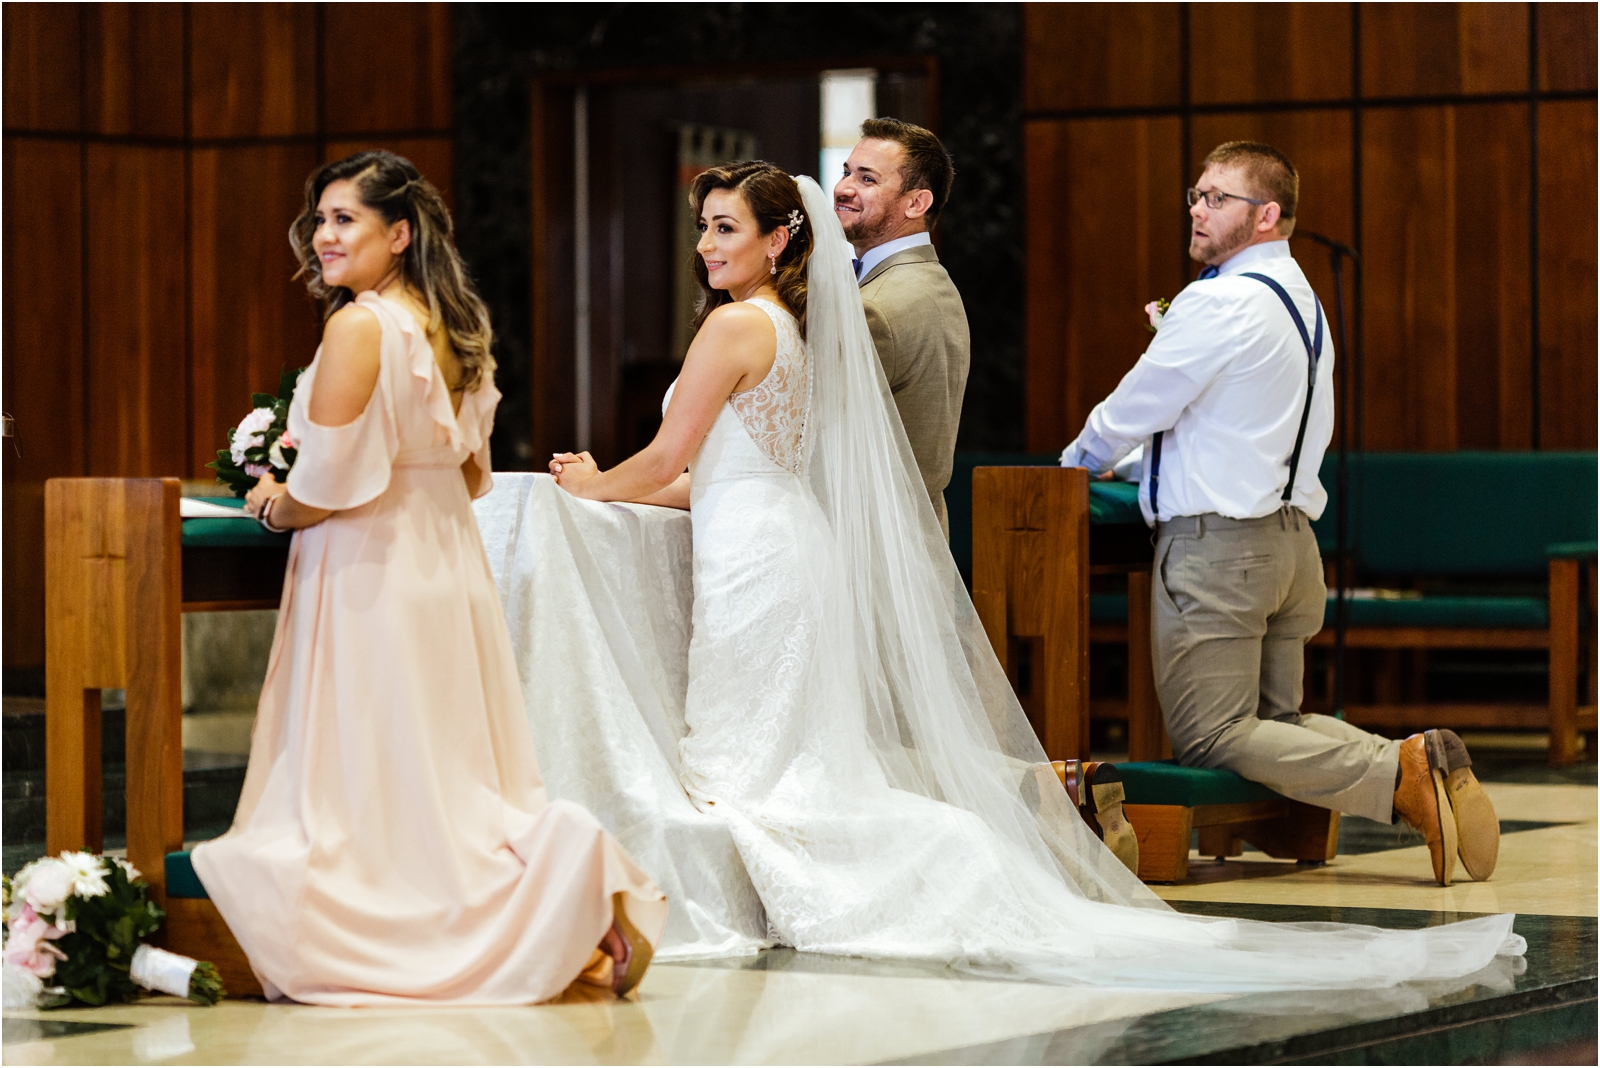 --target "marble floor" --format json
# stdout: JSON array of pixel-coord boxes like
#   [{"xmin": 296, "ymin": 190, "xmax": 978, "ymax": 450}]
[{"xmin": 4, "ymin": 758, "xmax": 1595, "ymax": 1065}]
